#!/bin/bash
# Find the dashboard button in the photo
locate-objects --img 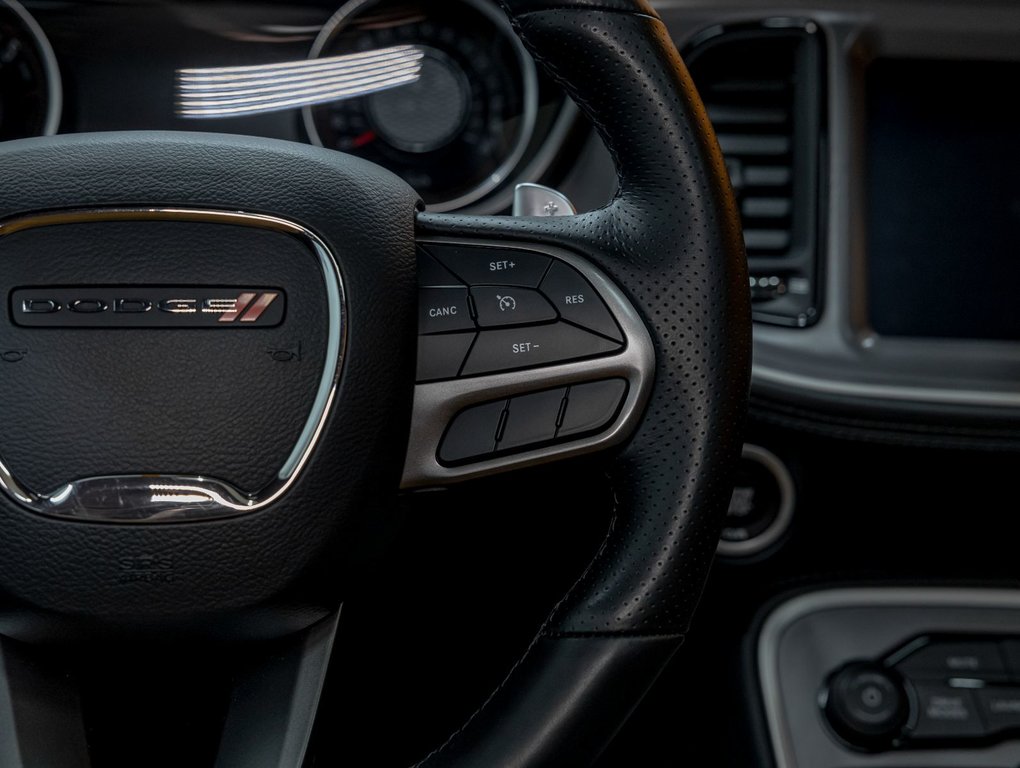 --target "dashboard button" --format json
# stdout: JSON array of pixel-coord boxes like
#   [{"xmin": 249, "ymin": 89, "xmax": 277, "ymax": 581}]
[
  {"xmin": 426, "ymin": 244, "xmax": 550, "ymax": 287},
  {"xmin": 419, "ymin": 287, "xmax": 474, "ymax": 334},
  {"xmin": 471, "ymin": 286, "xmax": 556, "ymax": 328},
  {"xmin": 909, "ymin": 684, "xmax": 985, "ymax": 740},
  {"xmin": 418, "ymin": 247, "xmax": 464, "ymax": 287},
  {"xmin": 977, "ymin": 687, "xmax": 1020, "ymax": 734},
  {"xmin": 999, "ymin": 640, "xmax": 1020, "ymax": 681},
  {"xmin": 897, "ymin": 641, "xmax": 1007, "ymax": 680},
  {"xmin": 500, "ymin": 388, "xmax": 567, "ymax": 451},
  {"xmin": 417, "ymin": 332, "xmax": 475, "ymax": 382},
  {"xmin": 824, "ymin": 663, "xmax": 908, "ymax": 748},
  {"xmin": 539, "ymin": 261, "xmax": 623, "ymax": 342},
  {"xmin": 439, "ymin": 400, "xmax": 507, "ymax": 463},
  {"xmin": 558, "ymin": 379, "xmax": 628, "ymax": 438},
  {"xmin": 461, "ymin": 323, "xmax": 622, "ymax": 376}
]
